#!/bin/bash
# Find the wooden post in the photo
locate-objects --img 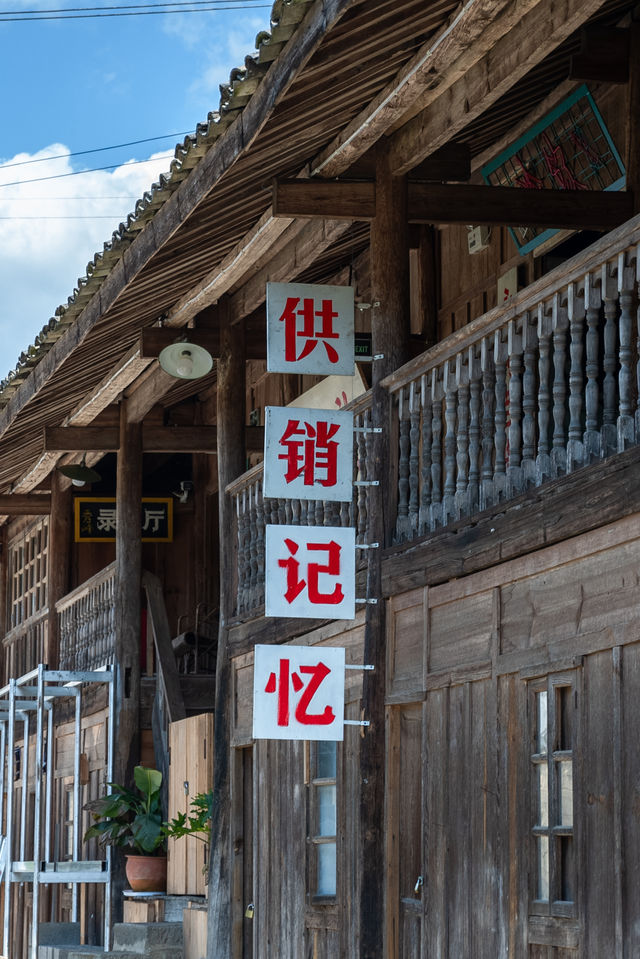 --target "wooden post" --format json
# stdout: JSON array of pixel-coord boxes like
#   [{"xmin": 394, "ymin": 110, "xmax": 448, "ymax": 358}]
[
  {"xmin": 626, "ymin": 21, "xmax": 640, "ymax": 213},
  {"xmin": 46, "ymin": 472, "xmax": 72, "ymax": 669},
  {"xmin": 207, "ymin": 300, "xmax": 246, "ymax": 958},
  {"xmin": 113, "ymin": 398, "xmax": 143, "ymax": 916},
  {"xmin": 359, "ymin": 143, "xmax": 410, "ymax": 958}
]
